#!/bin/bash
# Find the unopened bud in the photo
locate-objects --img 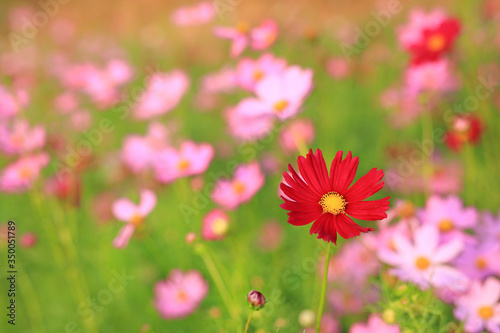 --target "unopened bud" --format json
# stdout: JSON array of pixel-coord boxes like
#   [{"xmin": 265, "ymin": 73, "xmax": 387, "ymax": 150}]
[{"xmin": 247, "ymin": 290, "xmax": 266, "ymax": 311}]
